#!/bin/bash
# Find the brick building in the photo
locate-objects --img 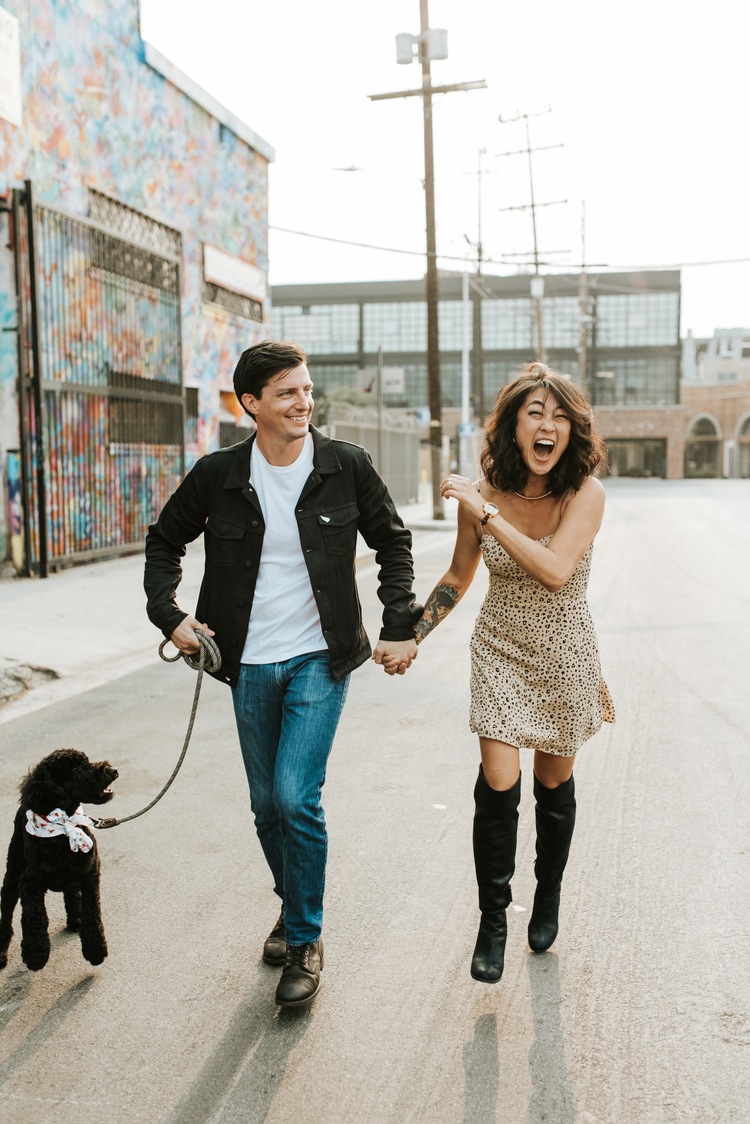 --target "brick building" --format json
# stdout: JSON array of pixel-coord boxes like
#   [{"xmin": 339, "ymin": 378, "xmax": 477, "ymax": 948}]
[{"xmin": 682, "ymin": 330, "xmax": 750, "ymax": 477}]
